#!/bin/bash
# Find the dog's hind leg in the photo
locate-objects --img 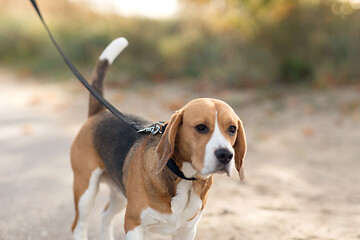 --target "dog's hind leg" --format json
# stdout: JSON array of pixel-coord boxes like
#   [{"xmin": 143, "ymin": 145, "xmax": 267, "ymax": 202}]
[
  {"xmin": 100, "ymin": 185, "xmax": 127, "ymax": 240},
  {"xmin": 172, "ymin": 227, "xmax": 197, "ymax": 240},
  {"xmin": 72, "ymin": 168, "xmax": 103, "ymax": 240},
  {"xmin": 71, "ymin": 115, "xmax": 106, "ymax": 239}
]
